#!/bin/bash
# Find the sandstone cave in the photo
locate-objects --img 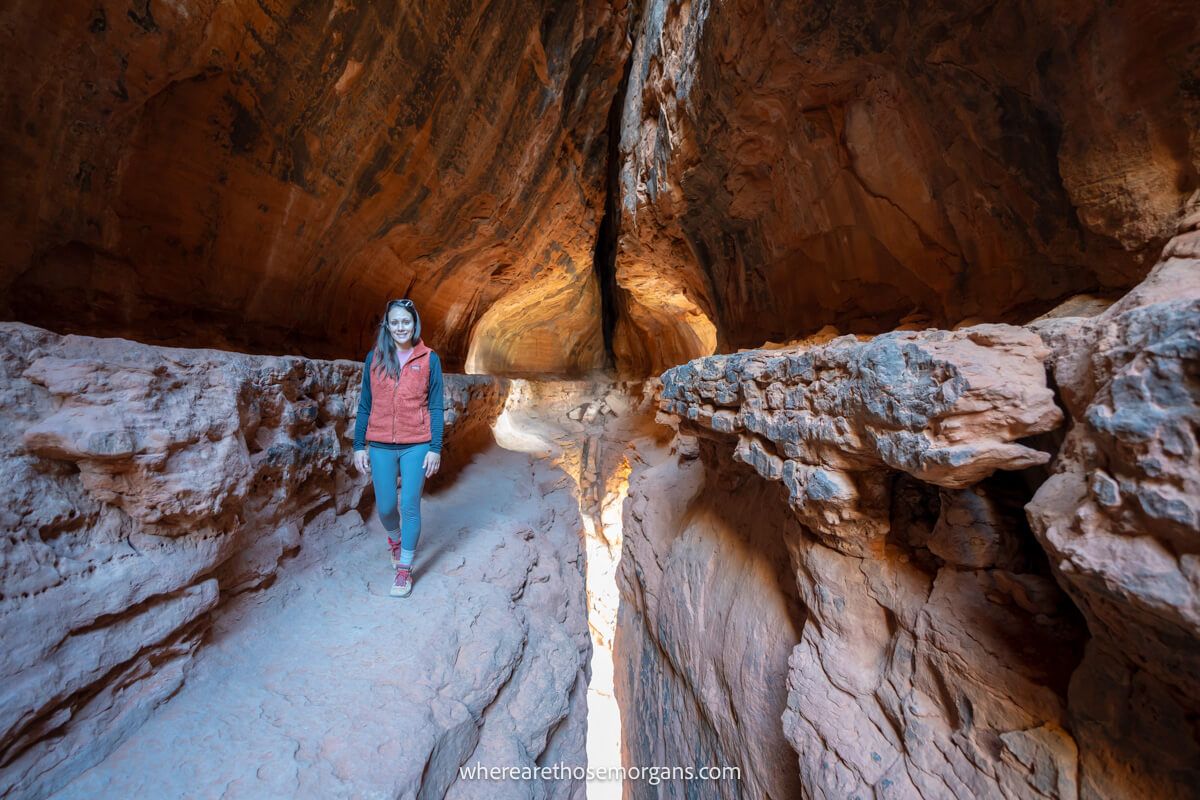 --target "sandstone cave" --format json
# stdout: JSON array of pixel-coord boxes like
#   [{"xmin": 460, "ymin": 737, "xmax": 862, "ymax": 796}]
[{"xmin": 1, "ymin": 1, "xmax": 1198, "ymax": 798}]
